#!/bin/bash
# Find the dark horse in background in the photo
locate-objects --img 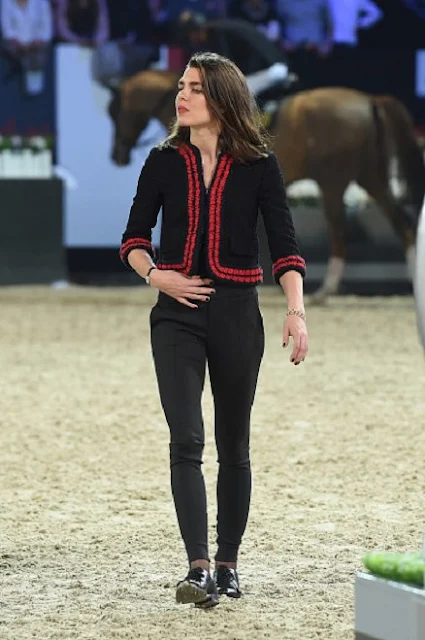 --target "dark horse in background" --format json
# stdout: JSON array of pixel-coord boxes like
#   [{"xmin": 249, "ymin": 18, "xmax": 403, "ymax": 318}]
[{"xmin": 107, "ymin": 70, "xmax": 425, "ymax": 301}]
